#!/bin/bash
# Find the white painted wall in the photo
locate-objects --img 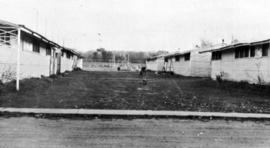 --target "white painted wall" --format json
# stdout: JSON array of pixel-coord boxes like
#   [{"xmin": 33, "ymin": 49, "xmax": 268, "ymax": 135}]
[
  {"xmin": 71, "ymin": 55, "xmax": 83, "ymax": 69},
  {"xmin": 20, "ymin": 41, "xmax": 51, "ymax": 78},
  {"xmin": 146, "ymin": 60, "xmax": 155, "ymax": 71},
  {"xmin": 168, "ymin": 50, "xmax": 211, "ymax": 77},
  {"xmin": 171, "ymin": 56, "xmax": 191, "ymax": 76},
  {"xmin": 146, "ymin": 57, "xmax": 165, "ymax": 72},
  {"xmin": 0, "ymin": 31, "xmax": 82, "ymax": 83},
  {"xmin": 60, "ymin": 52, "xmax": 74, "ymax": 73},
  {"xmin": 77, "ymin": 58, "xmax": 83, "ymax": 69},
  {"xmin": 190, "ymin": 51, "xmax": 211, "ymax": 77},
  {"xmin": 164, "ymin": 58, "xmax": 173, "ymax": 72},
  {"xmin": 211, "ymin": 47, "xmax": 270, "ymax": 84},
  {"xmin": 0, "ymin": 33, "xmax": 57, "ymax": 82}
]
